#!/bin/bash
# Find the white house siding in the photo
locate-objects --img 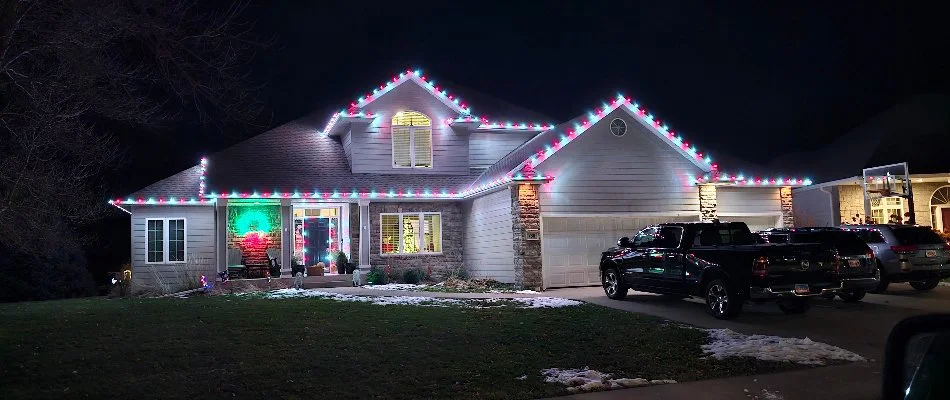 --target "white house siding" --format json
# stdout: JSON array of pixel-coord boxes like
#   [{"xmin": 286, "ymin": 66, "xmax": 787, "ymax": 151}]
[
  {"xmin": 469, "ymin": 131, "xmax": 536, "ymax": 169},
  {"xmin": 792, "ymin": 186, "xmax": 837, "ymax": 227},
  {"xmin": 130, "ymin": 205, "xmax": 216, "ymax": 289},
  {"xmin": 343, "ymin": 129, "xmax": 354, "ymax": 166},
  {"xmin": 349, "ymin": 81, "xmax": 470, "ymax": 175},
  {"xmin": 462, "ymin": 189, "xmax": 515, "ymax": 283},
  {"xmin": 534, "ymin": 107, "xmax": 704, "ymax": 214},
  {"xmin": 717, "ymin": 187, "xmax": 783, "ymax": 230}
]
